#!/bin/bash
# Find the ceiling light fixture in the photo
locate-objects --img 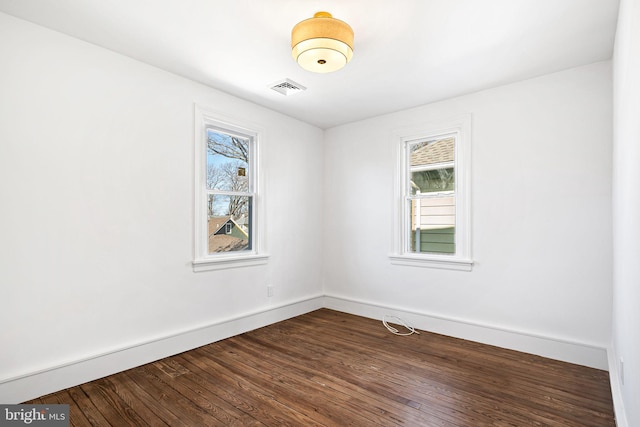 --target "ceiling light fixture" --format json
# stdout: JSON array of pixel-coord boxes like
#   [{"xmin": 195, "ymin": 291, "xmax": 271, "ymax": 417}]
[{"xmin": 291, "ymin": 11, "xmax": 354, "ymax": 73}]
